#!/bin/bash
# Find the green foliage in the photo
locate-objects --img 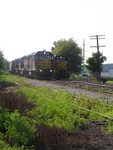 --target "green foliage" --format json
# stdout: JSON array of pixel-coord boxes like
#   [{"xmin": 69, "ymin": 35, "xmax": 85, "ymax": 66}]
[
  {"xmin": 0, "ymin": 140, "xmax": 24, "ymax": 150},
  {"xmin": 6, "ymin": 75, "xmax": 30, "ymax": 86},
  {"xmin": 6, "ymin": 110, "xmax": 35, "ymax": 147},
  {"xmin": 0, "ymin": 73, "xmax": 30, "ymax": 89},
  {"xmin": 15, "ymin": 86, "xmax": 113, "ymax": 135},
  {"xmin": 1, "ymin": 84, "xmax": 113, "ymax": 149},
  {"xmin": 2, "ymin": 74, "xmax": 113, "ymax": 148},
  {"xmin": 15, "ymin": 87, "xmax": 86, "ymax": 133},
  {"xmin": 107, "ymin": 121, "xmax": 113, "ymax": 134},
  {"xmin": 0, "ymin": 70, "xmax": 9, "ymax": 75},
  {"xmin": 0, "ymin": 107, "xmax": 35, "ymax": 149},
  {"xmin": 0, "ymin": 107, "xmax": 10, "ymax": 133},
  {"xmin": 0, "ymin": 139, "xmax": 24, "ymax": 150},
  {"xmin": 51, "ymin": 38, "xmax": 82, "ymax": 73},
  {"xmin": 0, "ymin": 50, "xmax": 8, "ymax": 70},
  {"xmin": 2, "ymin": 74, "xmax": 113, "ymax": 126},
  {"xmin": 86, "ymin": 51, "xmax": 107, "ymax": 79}
]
